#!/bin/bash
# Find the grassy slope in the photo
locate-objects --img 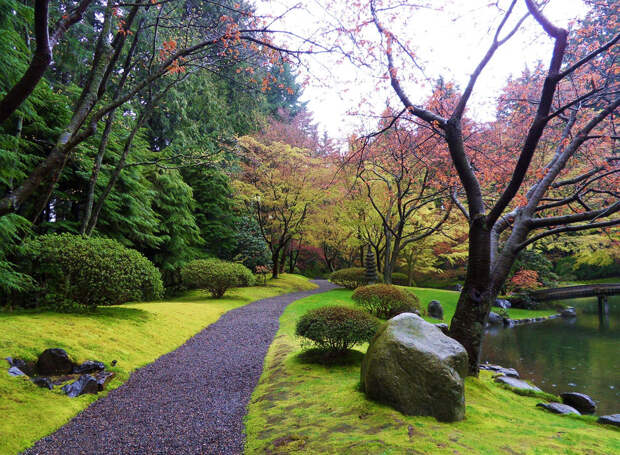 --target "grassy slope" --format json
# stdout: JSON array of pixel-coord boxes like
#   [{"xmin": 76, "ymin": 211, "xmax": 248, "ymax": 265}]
[
  {"xmin": 405, "ymin": 287, "xmax": 557, "ymax": 321},
  {"xmin": 245, "ymin": 289, "xmax": 618, "ymax": 454},
  {"xmin": 0, "ymin": 274, "xmax": 316, "ymax": 455}
]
